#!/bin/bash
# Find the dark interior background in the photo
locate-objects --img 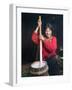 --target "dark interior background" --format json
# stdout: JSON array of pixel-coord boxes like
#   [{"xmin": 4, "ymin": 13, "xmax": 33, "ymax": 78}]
[{"xmin": 21, "ymin": 13, "xmax": 63, "ymax": 64}]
